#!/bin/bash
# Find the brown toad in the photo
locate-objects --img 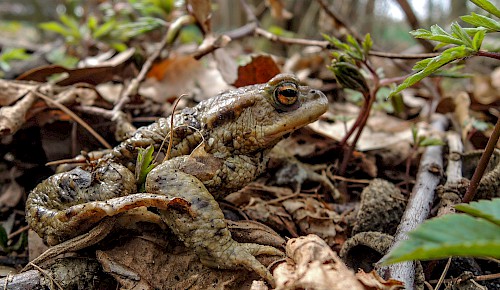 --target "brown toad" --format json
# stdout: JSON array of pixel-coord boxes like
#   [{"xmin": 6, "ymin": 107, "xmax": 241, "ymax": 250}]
[{"xmin": 26, "ymin": 73, "xmax": 328, "ymax": 283}]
